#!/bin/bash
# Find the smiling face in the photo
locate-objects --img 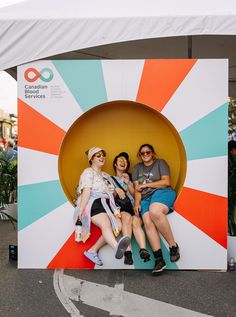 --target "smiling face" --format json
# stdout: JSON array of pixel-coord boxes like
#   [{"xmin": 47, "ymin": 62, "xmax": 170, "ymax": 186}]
[
  {"xmin": 115, "ymin": 156, "xmax": 128, "ymax": 173},
  {"xmin": 91, "ymin": 150, "xmax": 106, "ymax": 168},
  {"xmin": 139, "ymin": 145, "xmax": 154, "ymax": 165}
]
